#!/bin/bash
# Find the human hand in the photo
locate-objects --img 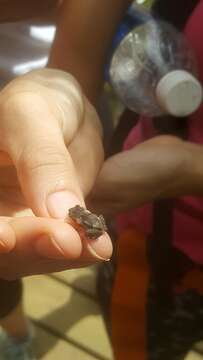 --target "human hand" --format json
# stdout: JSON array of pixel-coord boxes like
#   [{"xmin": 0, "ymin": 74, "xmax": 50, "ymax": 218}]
[
  {"xmin": 88, "ymin": 135, "xmax": 200, "ymax": 215},
  {"xmin": 0, "ymin": 68, "xmax": 104, "ymax": 213},
  {"xmin": 0, "ymin": 69, "xmax": 112, "ymax": 279}
]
